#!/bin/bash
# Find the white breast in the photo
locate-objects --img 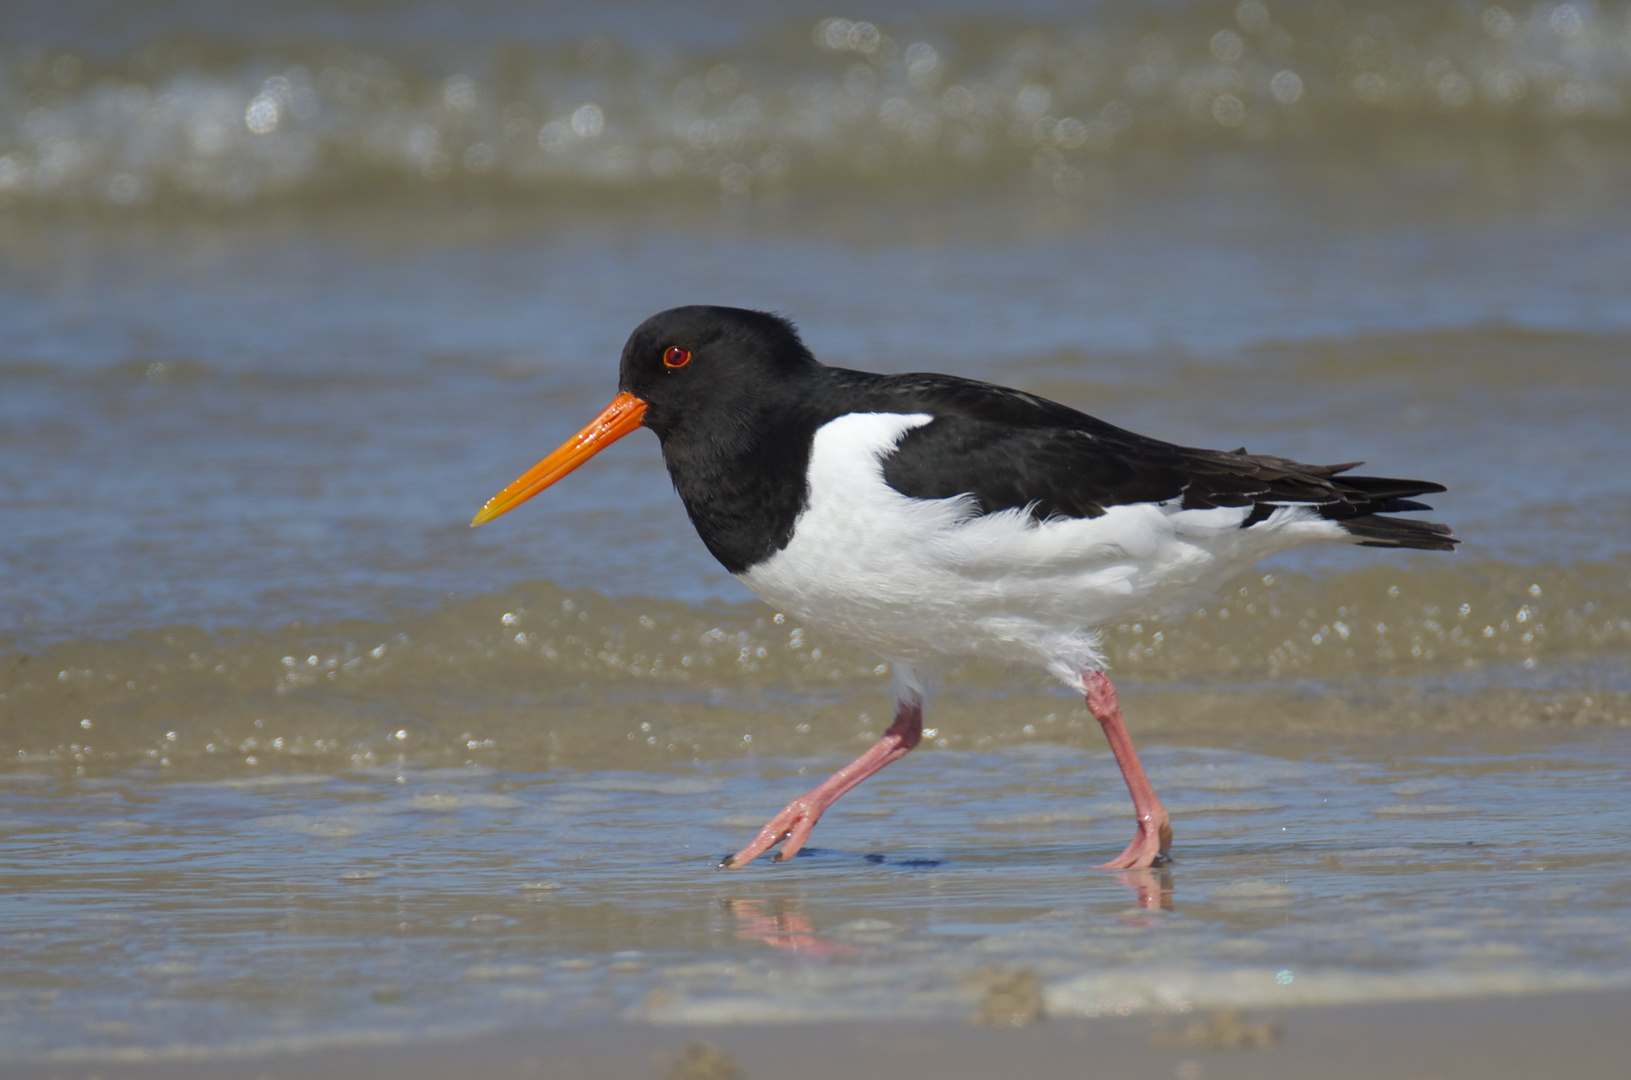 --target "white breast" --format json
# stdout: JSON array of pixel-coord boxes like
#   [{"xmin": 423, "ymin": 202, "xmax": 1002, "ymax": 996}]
[{"xmin": 736, "ymin": 412, "xmax": 1347, "ymax": 692}]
